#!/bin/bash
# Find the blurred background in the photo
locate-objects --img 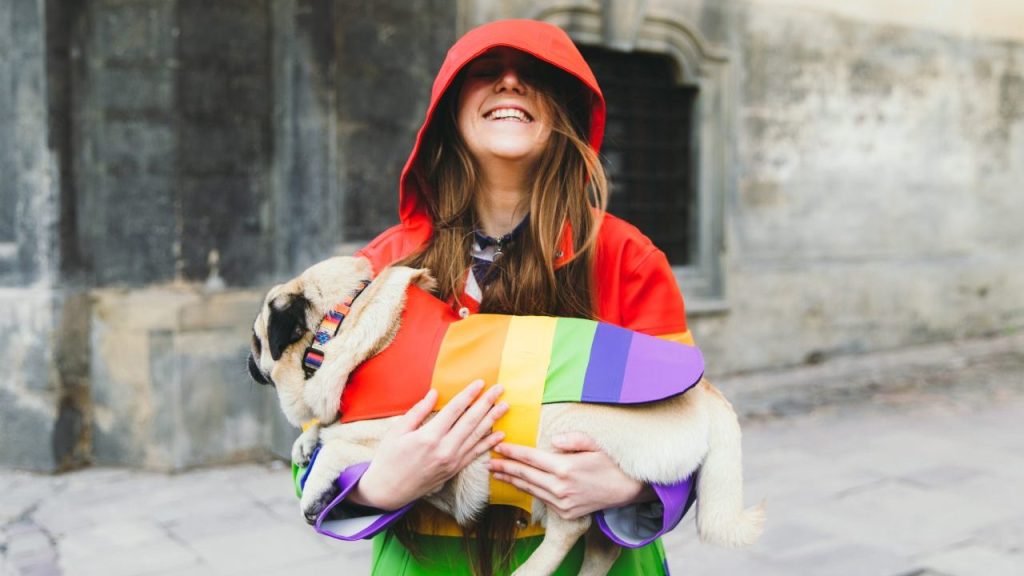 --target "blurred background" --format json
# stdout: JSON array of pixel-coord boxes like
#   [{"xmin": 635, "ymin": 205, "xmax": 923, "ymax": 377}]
[
  {"xmin": 0, "ymin": 1, "xmax": 1022, "ymax": 574},
  {"xmin": 4, "ymin": 0, "xmax": 1021, "ymax": 473}
]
